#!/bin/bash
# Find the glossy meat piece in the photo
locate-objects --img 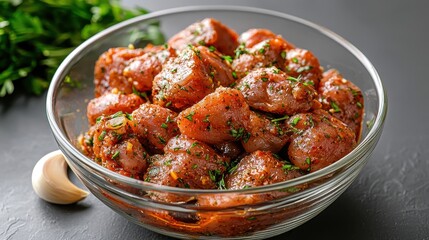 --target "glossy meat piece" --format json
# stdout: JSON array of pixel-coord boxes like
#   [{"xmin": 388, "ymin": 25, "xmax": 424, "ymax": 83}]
[
  {"xmin": 232, "ymin": 37, "xmax": 294, "ymax": 79},
  {"xmin": 239, "ymin": 28, "xmax": 295, "ymax": 49},
  {"xmin": 287, "ymin": 109, "xmax": 356, "ymax": 172},
  {"xmin": 168, "ymin": 18, "xmax": 239, "ymax": 56},
  {"xmin": 284, "ymin": 48, "xmax": 323, "ymax": 87},
  {"xmin": 236, "ymin": 67, "xmax": 317, "ymax": 115},
  {"xmin": 213, "ymin": 141, "xmax": 244, "ymax": 160},
  {"xmin": 196, "ymin": 46, "xmax": 236, "ymax": 87},
  {"xmin": 122, "ymin": 45, "xmax": 176, "ymax": 92},
  {"xmin": 318, "ymin": 69, "xmax": 364, "ymax": 140},
  {"xmin": 152, "ymin": 46, "xmax": 215, "ymax": 111},
  {"xmin": 91, "ymin": 112, "xmax": 149, "ymax": 178},
  {"xmin": 239, "ymin": 29, "xmax": 278, "ymax": 48},
  {"xmin": 94, "ymin": 47, "xmax": 147, "ymax": 97},
  {"xmin": 131, "ymin": 103, "xmax": 179, "ymax": 153},
  {"xmin": 227, "ymin": 150, "xmax": 302, "ymax": 189},
  {"xmin": 86, "ymin": 92, "xmax": 144, "ymax": 125},
  {"xmin": 144, "ymin": 135, "xmax": 228, "ymax": 202},
  {"xmin": 177, "ymin": 87, "xmax": 251, "ymax": 144},
  {"xmin": 242, "ymin": 112, "xmax": 289, "ymax": 153}
]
